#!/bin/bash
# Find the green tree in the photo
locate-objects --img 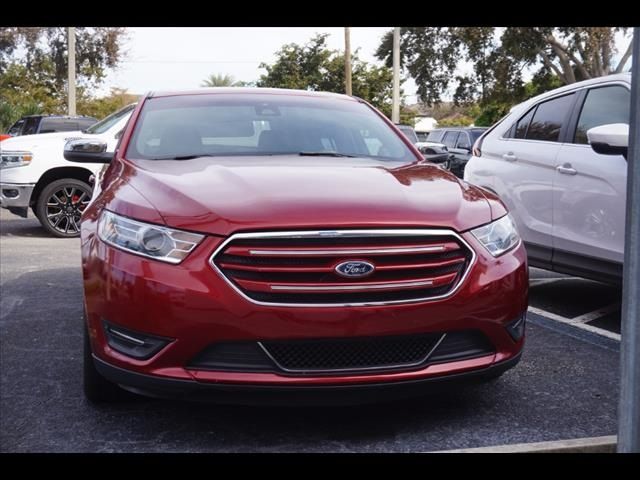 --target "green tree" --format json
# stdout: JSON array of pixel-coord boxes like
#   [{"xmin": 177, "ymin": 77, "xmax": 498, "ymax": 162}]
[
  {"xmin": 1, "ymin": 27, "xmax": 127, "ymax": 94},
  {"xmin": 0, "ymin": 27, "xmax": 127, "ymax": 130},
  {"xmin": 201, "ymin": 73, "xmax": 246, "ymax": 87},
  {"xmin": 376, "ymin": 27, "xmax": 632, "ymax": 107},
  {"xmin": 258, "ymin": 34, "xmax": 406, "ymax": 119},
  {"xmin": 76, "ymin": 87, "xmax": 139, "ymax": 120}
]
